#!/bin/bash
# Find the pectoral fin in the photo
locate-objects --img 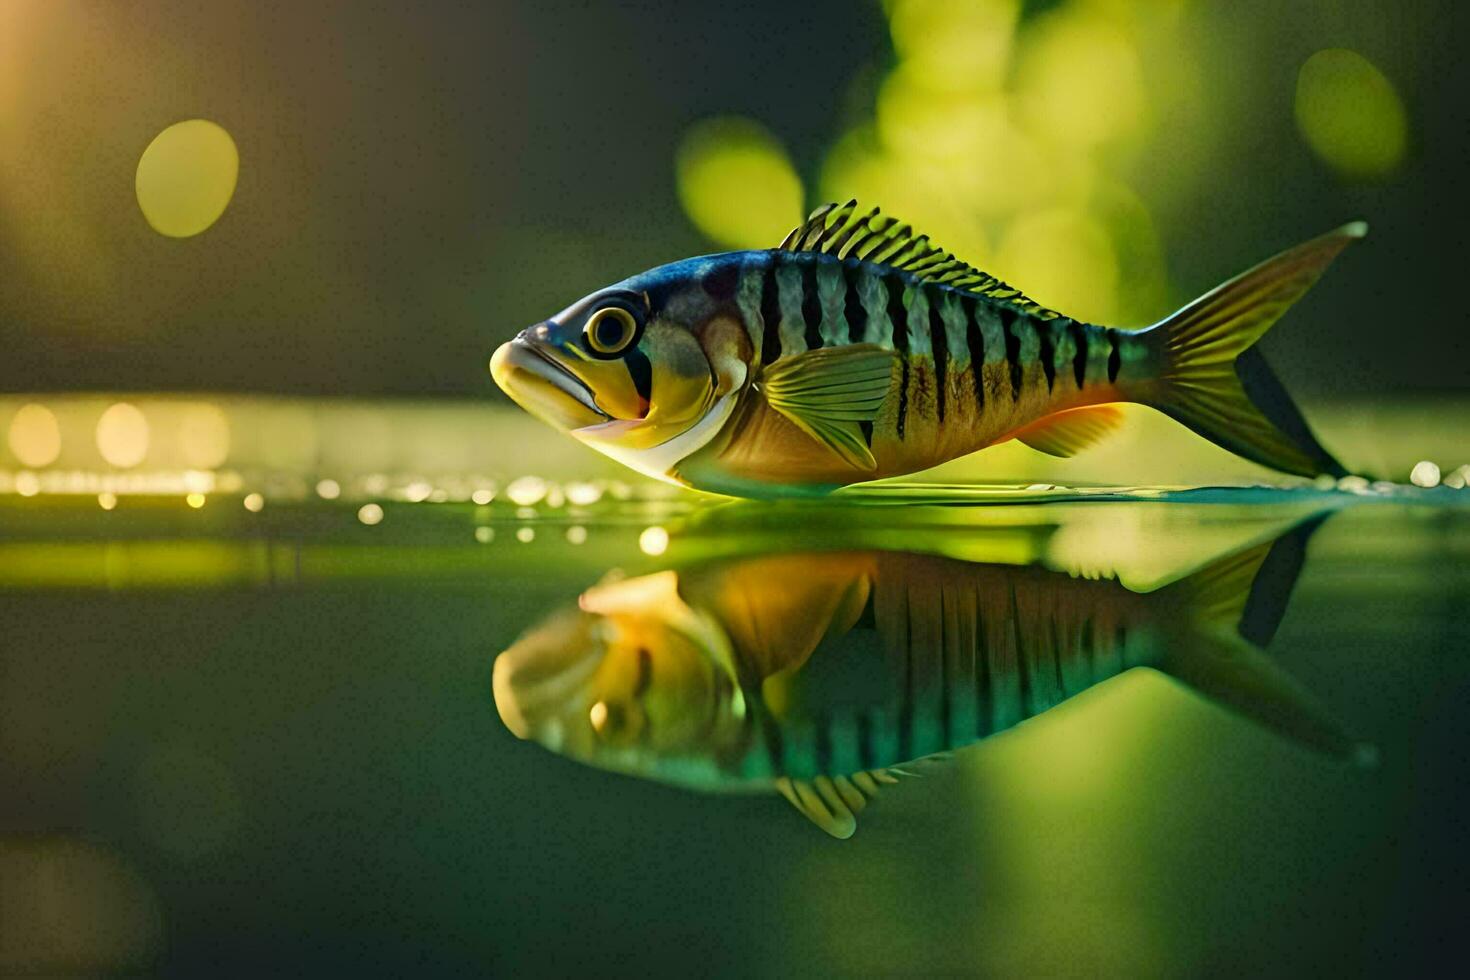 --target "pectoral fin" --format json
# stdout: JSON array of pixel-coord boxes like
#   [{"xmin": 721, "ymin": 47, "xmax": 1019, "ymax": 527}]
[
  {"xmin": 680, "ymin": 554, "xmax": 875, "ymax": 681},
  {"xmin": 1013, "ymin": 405, "xmax": 1125, "ymax": 458},
  {"xmin": 760, "ymin": 345, "xmax": 896, "ymax": 470}
]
